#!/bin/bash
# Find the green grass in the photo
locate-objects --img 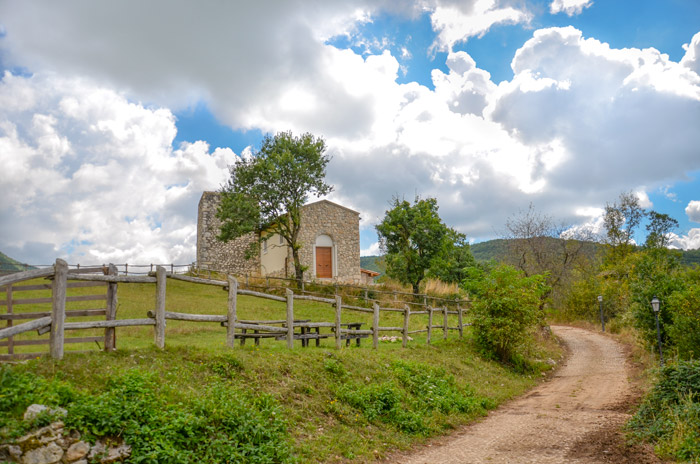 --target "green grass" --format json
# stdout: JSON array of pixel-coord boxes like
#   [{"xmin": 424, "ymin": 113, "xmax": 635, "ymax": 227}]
[{"xmin": 1, "ymin": 277, "xmax": 563, "ymax": 463}]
